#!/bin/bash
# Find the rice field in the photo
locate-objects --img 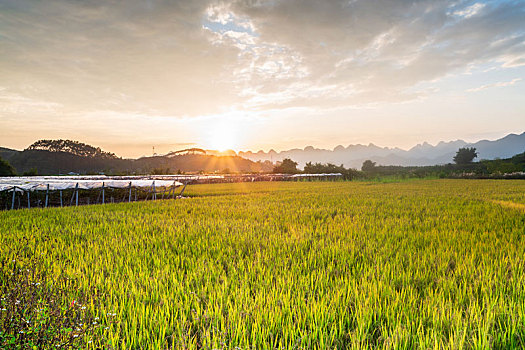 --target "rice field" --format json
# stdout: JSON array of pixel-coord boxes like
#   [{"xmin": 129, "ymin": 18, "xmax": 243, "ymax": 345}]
[{"xmin": 1, "ymin": 179, "xmax": 525, "ymax": 349}]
